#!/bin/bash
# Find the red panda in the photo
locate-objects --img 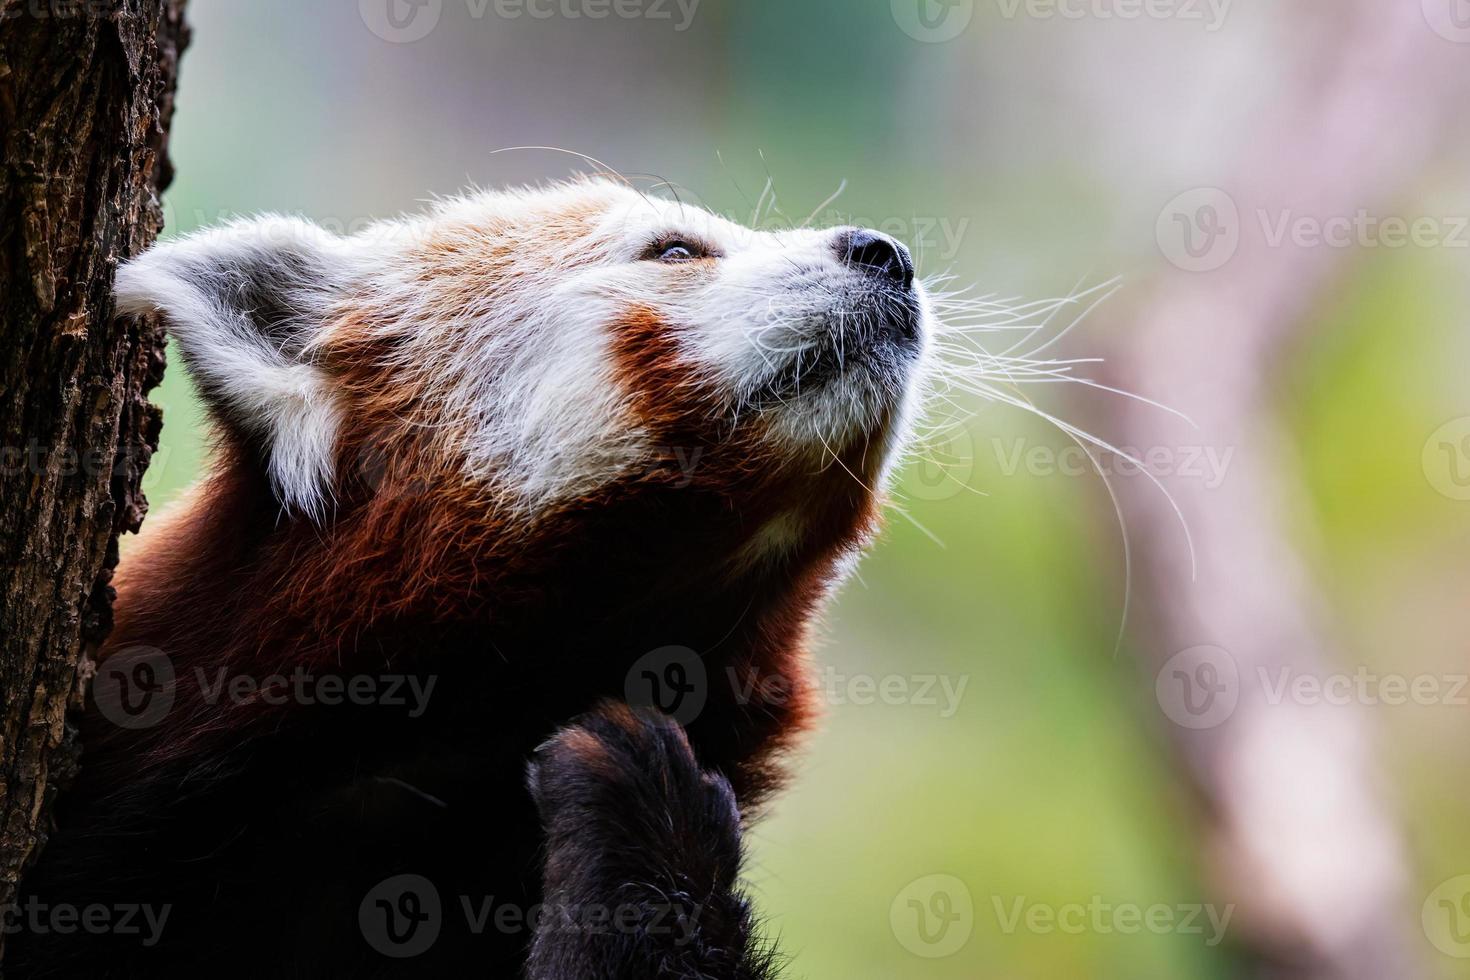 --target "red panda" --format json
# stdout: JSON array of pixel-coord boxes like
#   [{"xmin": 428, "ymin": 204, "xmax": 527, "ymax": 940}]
[{"xmin": 11, "ymin": 178, "xmax": 930, "ymax": 978}]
